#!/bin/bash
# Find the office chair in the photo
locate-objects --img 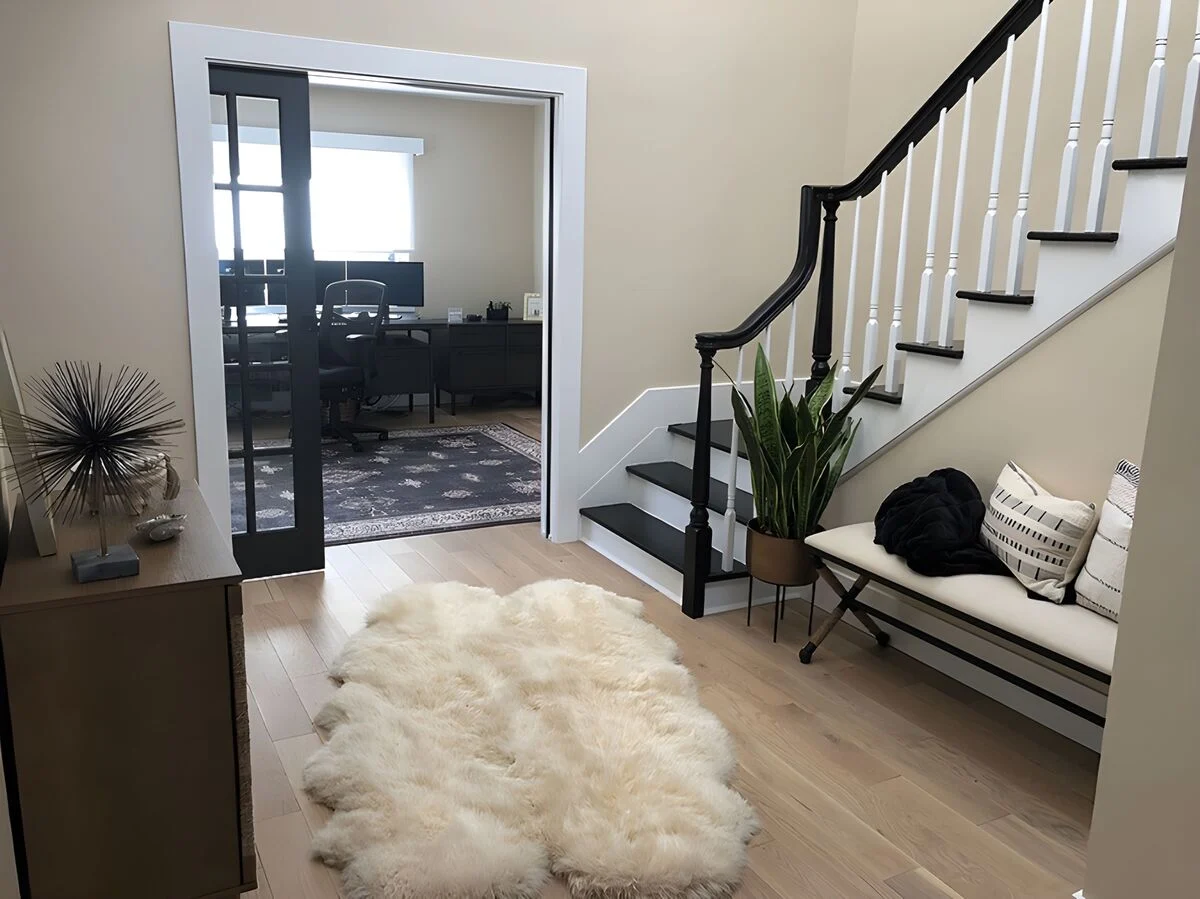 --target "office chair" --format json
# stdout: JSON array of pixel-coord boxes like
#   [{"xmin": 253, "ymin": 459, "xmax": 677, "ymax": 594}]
[{"xmin": 319, "ymin": 279, "xmax": 389, "ymax": 451}]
